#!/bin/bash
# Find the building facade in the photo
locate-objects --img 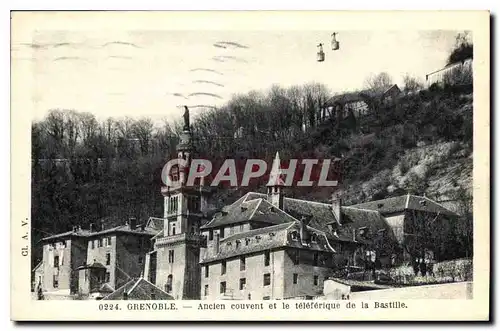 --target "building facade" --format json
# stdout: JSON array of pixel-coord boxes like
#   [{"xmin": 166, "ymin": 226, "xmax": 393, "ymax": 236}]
[{"xmin": 38, "ymin": 219, "xmax": 156, "ymax": 297}]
